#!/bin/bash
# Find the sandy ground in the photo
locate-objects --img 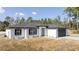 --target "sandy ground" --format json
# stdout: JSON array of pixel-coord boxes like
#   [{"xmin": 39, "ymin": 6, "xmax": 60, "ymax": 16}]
[
  {"xmin": 0, "ymin": 31, "xmax": 79, "ymax": 50},
  {"xmin": 0, "ymin": 31, "xmax": 5, "ymax": 34},
  {"xmin": 58, "ymin": 36, "xmax": 79, "ymax": 40}
]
